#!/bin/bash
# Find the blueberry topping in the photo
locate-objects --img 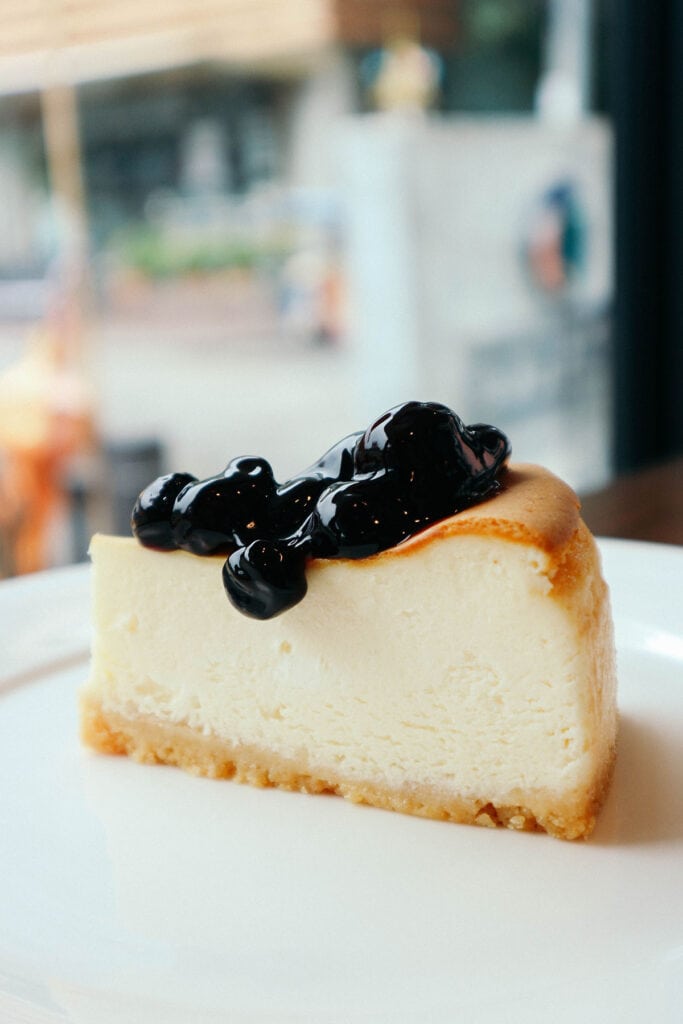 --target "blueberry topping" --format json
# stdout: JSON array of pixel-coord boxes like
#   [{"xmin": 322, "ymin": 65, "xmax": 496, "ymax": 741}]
[
  {"xmin": 223, "ymin": 456, "xmax": 276, "ymax": 489},
  {"xmin": 131, "ymin": 402, "xmax": 510, "ymax": 618},
  {"xmin": 173, "ymin": 462, "xmax": 276, "ymax": 554},
  {"xmin": 223, "ymin": 540, "xmax": 307, "ymax": 619},
  {"xmin": 301, "ymin": 431, "xmax": 362, "ymax": 482},
  {"xmin": 272, "ymin": 477, "xmax": 328, "ymax": 535},
  {"xmin": 303, "ymin": 476, "xmax": 409, "ymax": 559}
]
